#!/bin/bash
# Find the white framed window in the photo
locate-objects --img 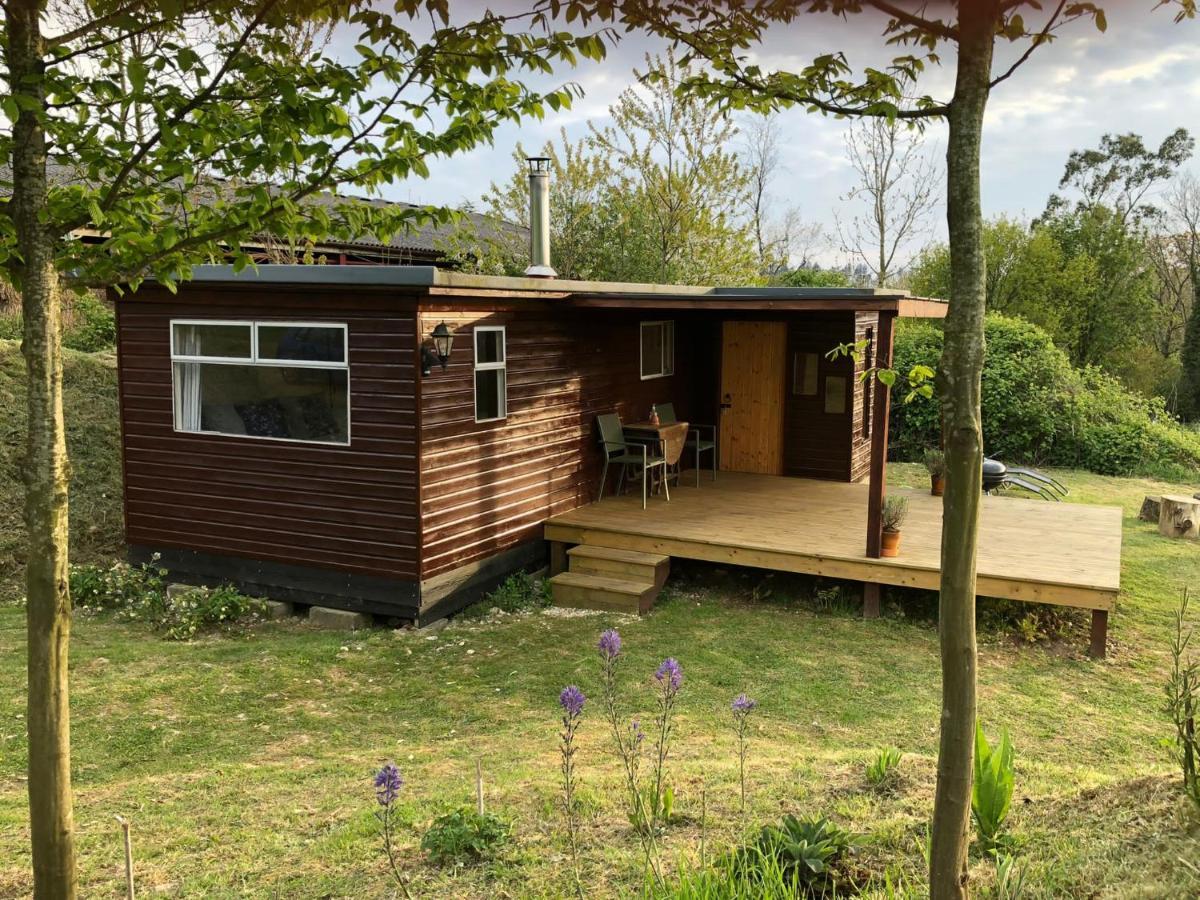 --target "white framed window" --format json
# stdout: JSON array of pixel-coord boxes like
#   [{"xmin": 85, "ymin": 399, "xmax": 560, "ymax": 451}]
[
  {"xmin": 640, "ymin": 320, "xmax": 674, "ymax": 380},
  {"xmin": 473, "ymin": 326, "xmax": 507, "ymax": 423},
  {"xmin": 170, "ymin": 319, "xmax": 350, "ymax": 445}
]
